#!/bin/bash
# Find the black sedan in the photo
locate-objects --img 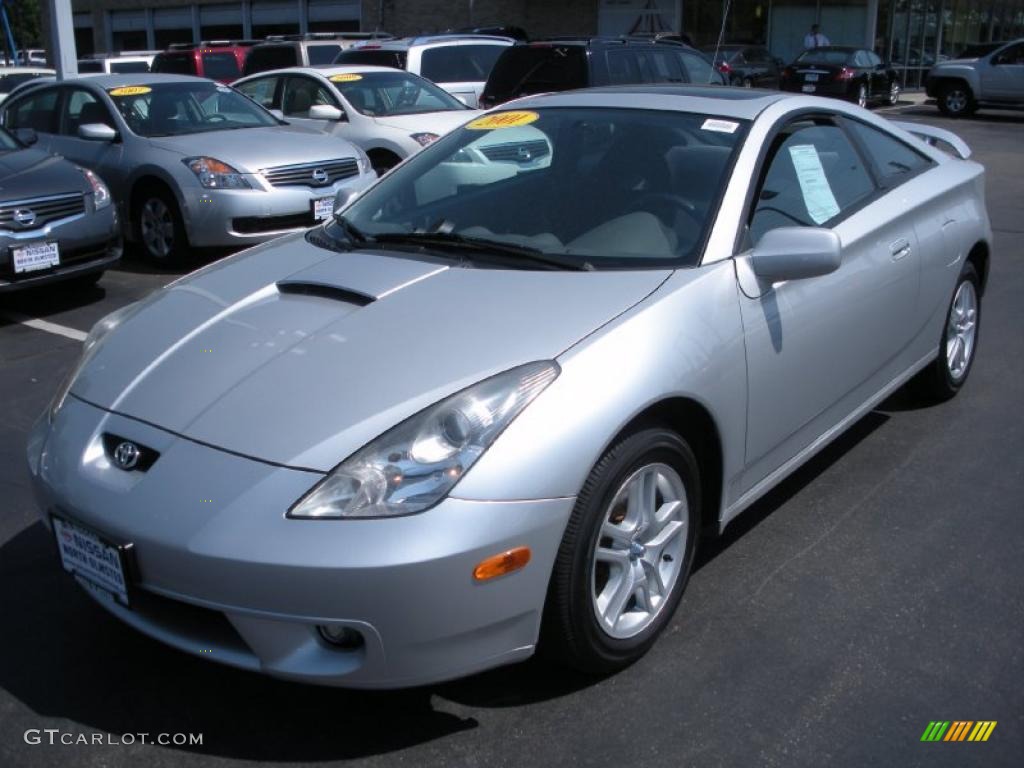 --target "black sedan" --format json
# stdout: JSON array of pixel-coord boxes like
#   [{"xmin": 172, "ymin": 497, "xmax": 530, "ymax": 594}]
[
  {"xmin": 780, "ymin": 46, "xmax": 900, "ymax": 108},
  {"xmin": 702, "ymin": 44, "xmax": 781, "ymax": 88},
  {"xmin": 0, "ymin": 127, "xmax": 121, "ymax": 292}
]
